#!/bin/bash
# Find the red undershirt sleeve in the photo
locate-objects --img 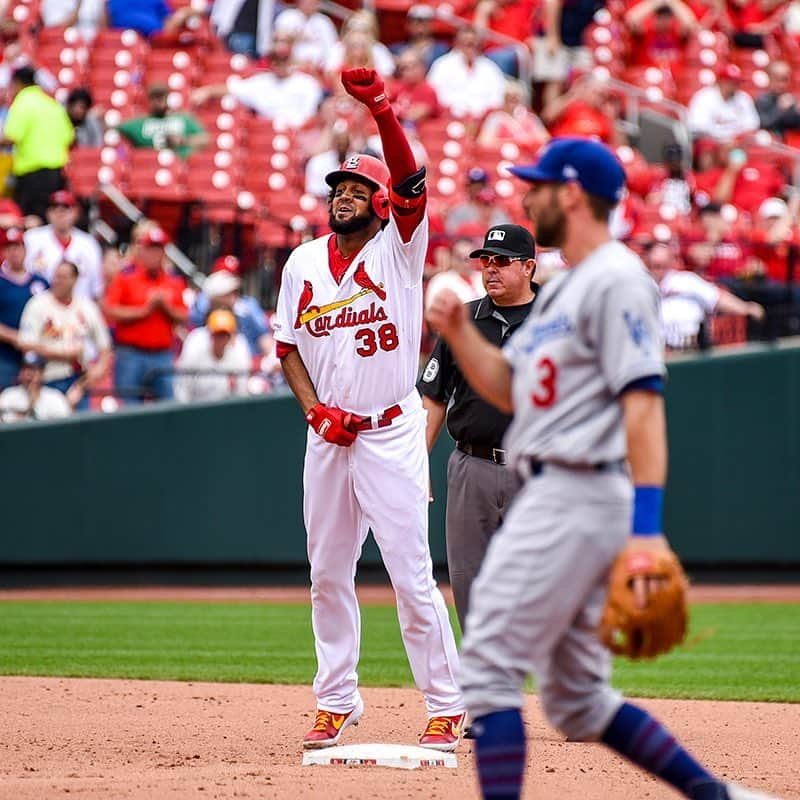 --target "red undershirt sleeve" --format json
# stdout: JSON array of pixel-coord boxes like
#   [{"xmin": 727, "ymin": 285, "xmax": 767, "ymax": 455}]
[
  {"xmin": 373, "ymin": 106, "xmax": 416, "ymax": 185},
  {"xmin": 372, "ymin": 106, "xmax": 426, "ymax": 242},
  {"xmin": 276, "ymin": 341, "xmax": 297, "ymax": 359}
]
